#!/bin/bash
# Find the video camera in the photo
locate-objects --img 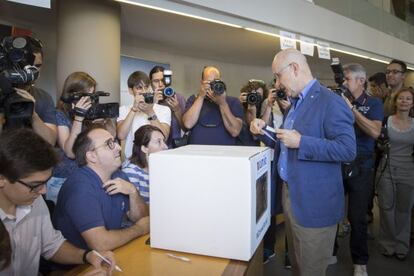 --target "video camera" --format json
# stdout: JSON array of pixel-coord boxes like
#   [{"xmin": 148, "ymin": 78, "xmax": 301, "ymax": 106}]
[
  {"xmin": 210, "ymin": 79, "xmax": 226, "ymax": 95},
  {"xmin": 161, "ymin": 69, "xmax": 175, "ymax": 99},
  {"xmin": 60, "ymin": 91, "xmax": 119, "ymax": 120},
  {"xmin": 330, "ymin": 58, "xmax": 354, "ymax": 101},
  {"xmin": 0, "ymin": 36, "xmax": 40, "ymax": 128}
]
